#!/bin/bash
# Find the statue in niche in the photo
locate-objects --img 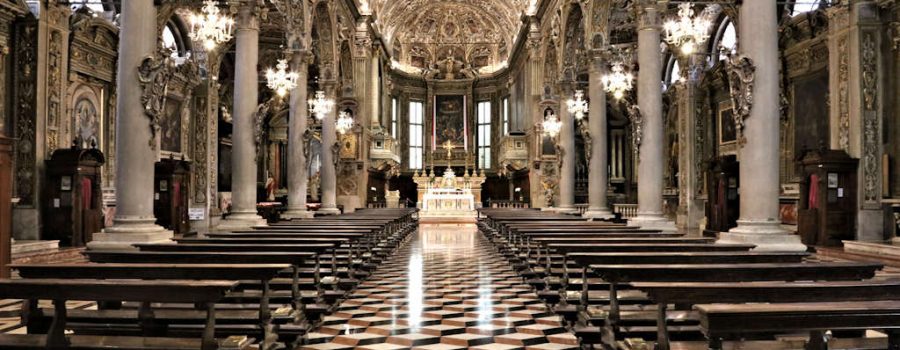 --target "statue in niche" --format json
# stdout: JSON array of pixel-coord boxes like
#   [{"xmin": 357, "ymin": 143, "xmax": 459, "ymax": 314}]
[{"xmin": 443, "ymin": 55, "xmax": 458, "ymax": 80}]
